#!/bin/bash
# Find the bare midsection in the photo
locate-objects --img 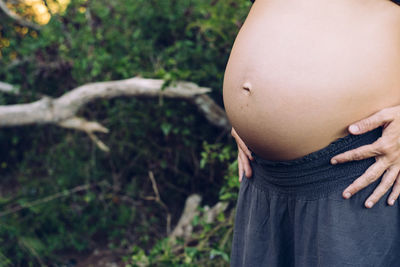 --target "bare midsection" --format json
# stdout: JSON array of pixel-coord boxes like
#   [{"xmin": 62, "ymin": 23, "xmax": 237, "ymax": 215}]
[{"xmin": 223, "ymin": 0, "xmax": 400, "ymax": 160}]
